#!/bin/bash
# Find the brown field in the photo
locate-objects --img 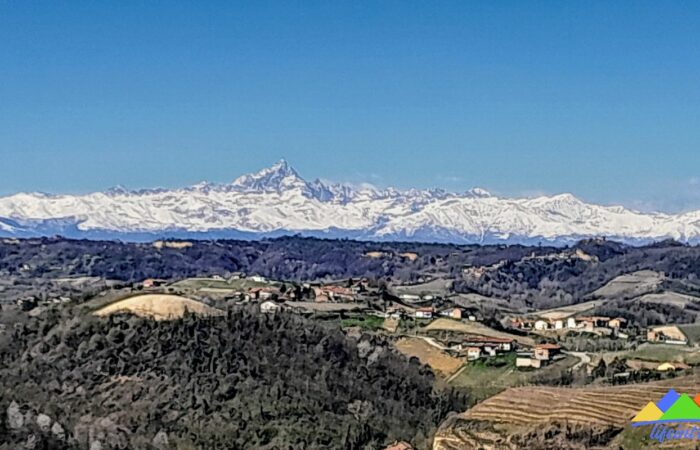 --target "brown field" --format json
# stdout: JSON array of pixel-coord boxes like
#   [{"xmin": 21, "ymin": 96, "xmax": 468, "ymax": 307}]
[
  {"xmin": 94, "ymin": 294, "xmax": 224, "ymax": 321},
  {"xmin": 458, "ymin": 375, "xmax": 700, "ymax": 426},
  {"xmin": 383, "ymin": 317, "xmax": 400, "ymax": 333},
  {"xmin": 424, "ymin": 318, "xmax": 536, "ymax": 347},
  {"xmin": 394, "ymin": 337, "xmax": 463, "ymax": 376},
  {"xmin": 434, "ymin": 374, "xmax": 700, "ymax": 450}
]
